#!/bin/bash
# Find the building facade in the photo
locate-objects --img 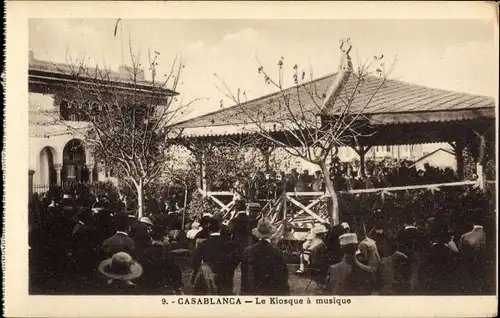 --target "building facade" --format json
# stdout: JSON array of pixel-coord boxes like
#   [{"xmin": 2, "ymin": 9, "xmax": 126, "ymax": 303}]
[{"xmin": 28, "ymin": 51, "xmax": 177, "ymax": 193}]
